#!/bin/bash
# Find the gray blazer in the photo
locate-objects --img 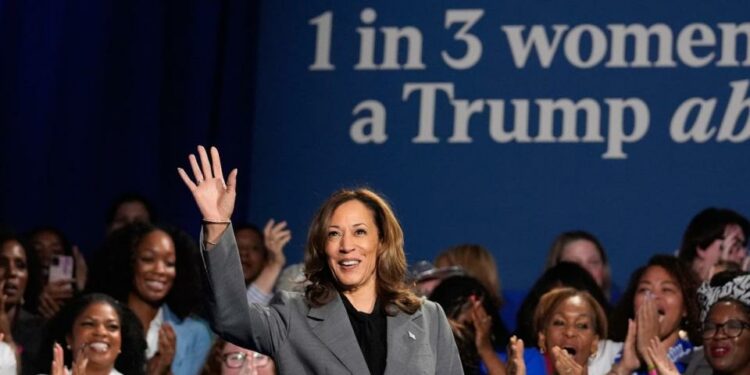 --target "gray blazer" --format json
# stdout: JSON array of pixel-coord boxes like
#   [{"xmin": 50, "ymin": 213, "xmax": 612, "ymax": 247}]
[{"xmin": 199, "ymin": 226, "xmax": 464, "ymax": 375}]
